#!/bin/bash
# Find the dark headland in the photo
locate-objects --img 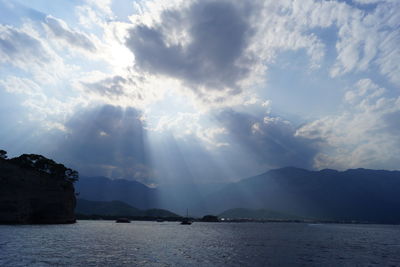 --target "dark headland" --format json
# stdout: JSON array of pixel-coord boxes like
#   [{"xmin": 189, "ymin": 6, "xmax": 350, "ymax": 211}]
[{"xmin": 0, "ymin": 150, "xmax": 77, "ymax": 224}]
